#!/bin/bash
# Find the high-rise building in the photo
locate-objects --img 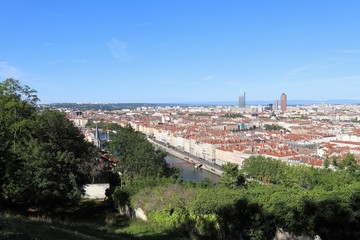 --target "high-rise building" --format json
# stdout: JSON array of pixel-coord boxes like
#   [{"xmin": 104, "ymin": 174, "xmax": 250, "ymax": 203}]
[
  {"xmin": 273, "ymin": 100, "xmax": 279, "ymax": 111},
  {"xmin": 280, "ymin": 93, "xmax": 287, "ymax": 112},
  {"xmin": 238, "ymin": 91, "xmax": 246, "ymax": 108}
]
